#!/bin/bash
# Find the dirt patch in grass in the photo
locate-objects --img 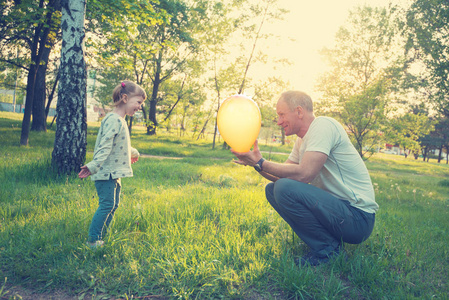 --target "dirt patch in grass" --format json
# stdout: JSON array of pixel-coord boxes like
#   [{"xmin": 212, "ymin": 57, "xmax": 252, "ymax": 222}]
[{"xmin": 1, "ymin": 284, "xmax": 168, "ymax": 300}]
